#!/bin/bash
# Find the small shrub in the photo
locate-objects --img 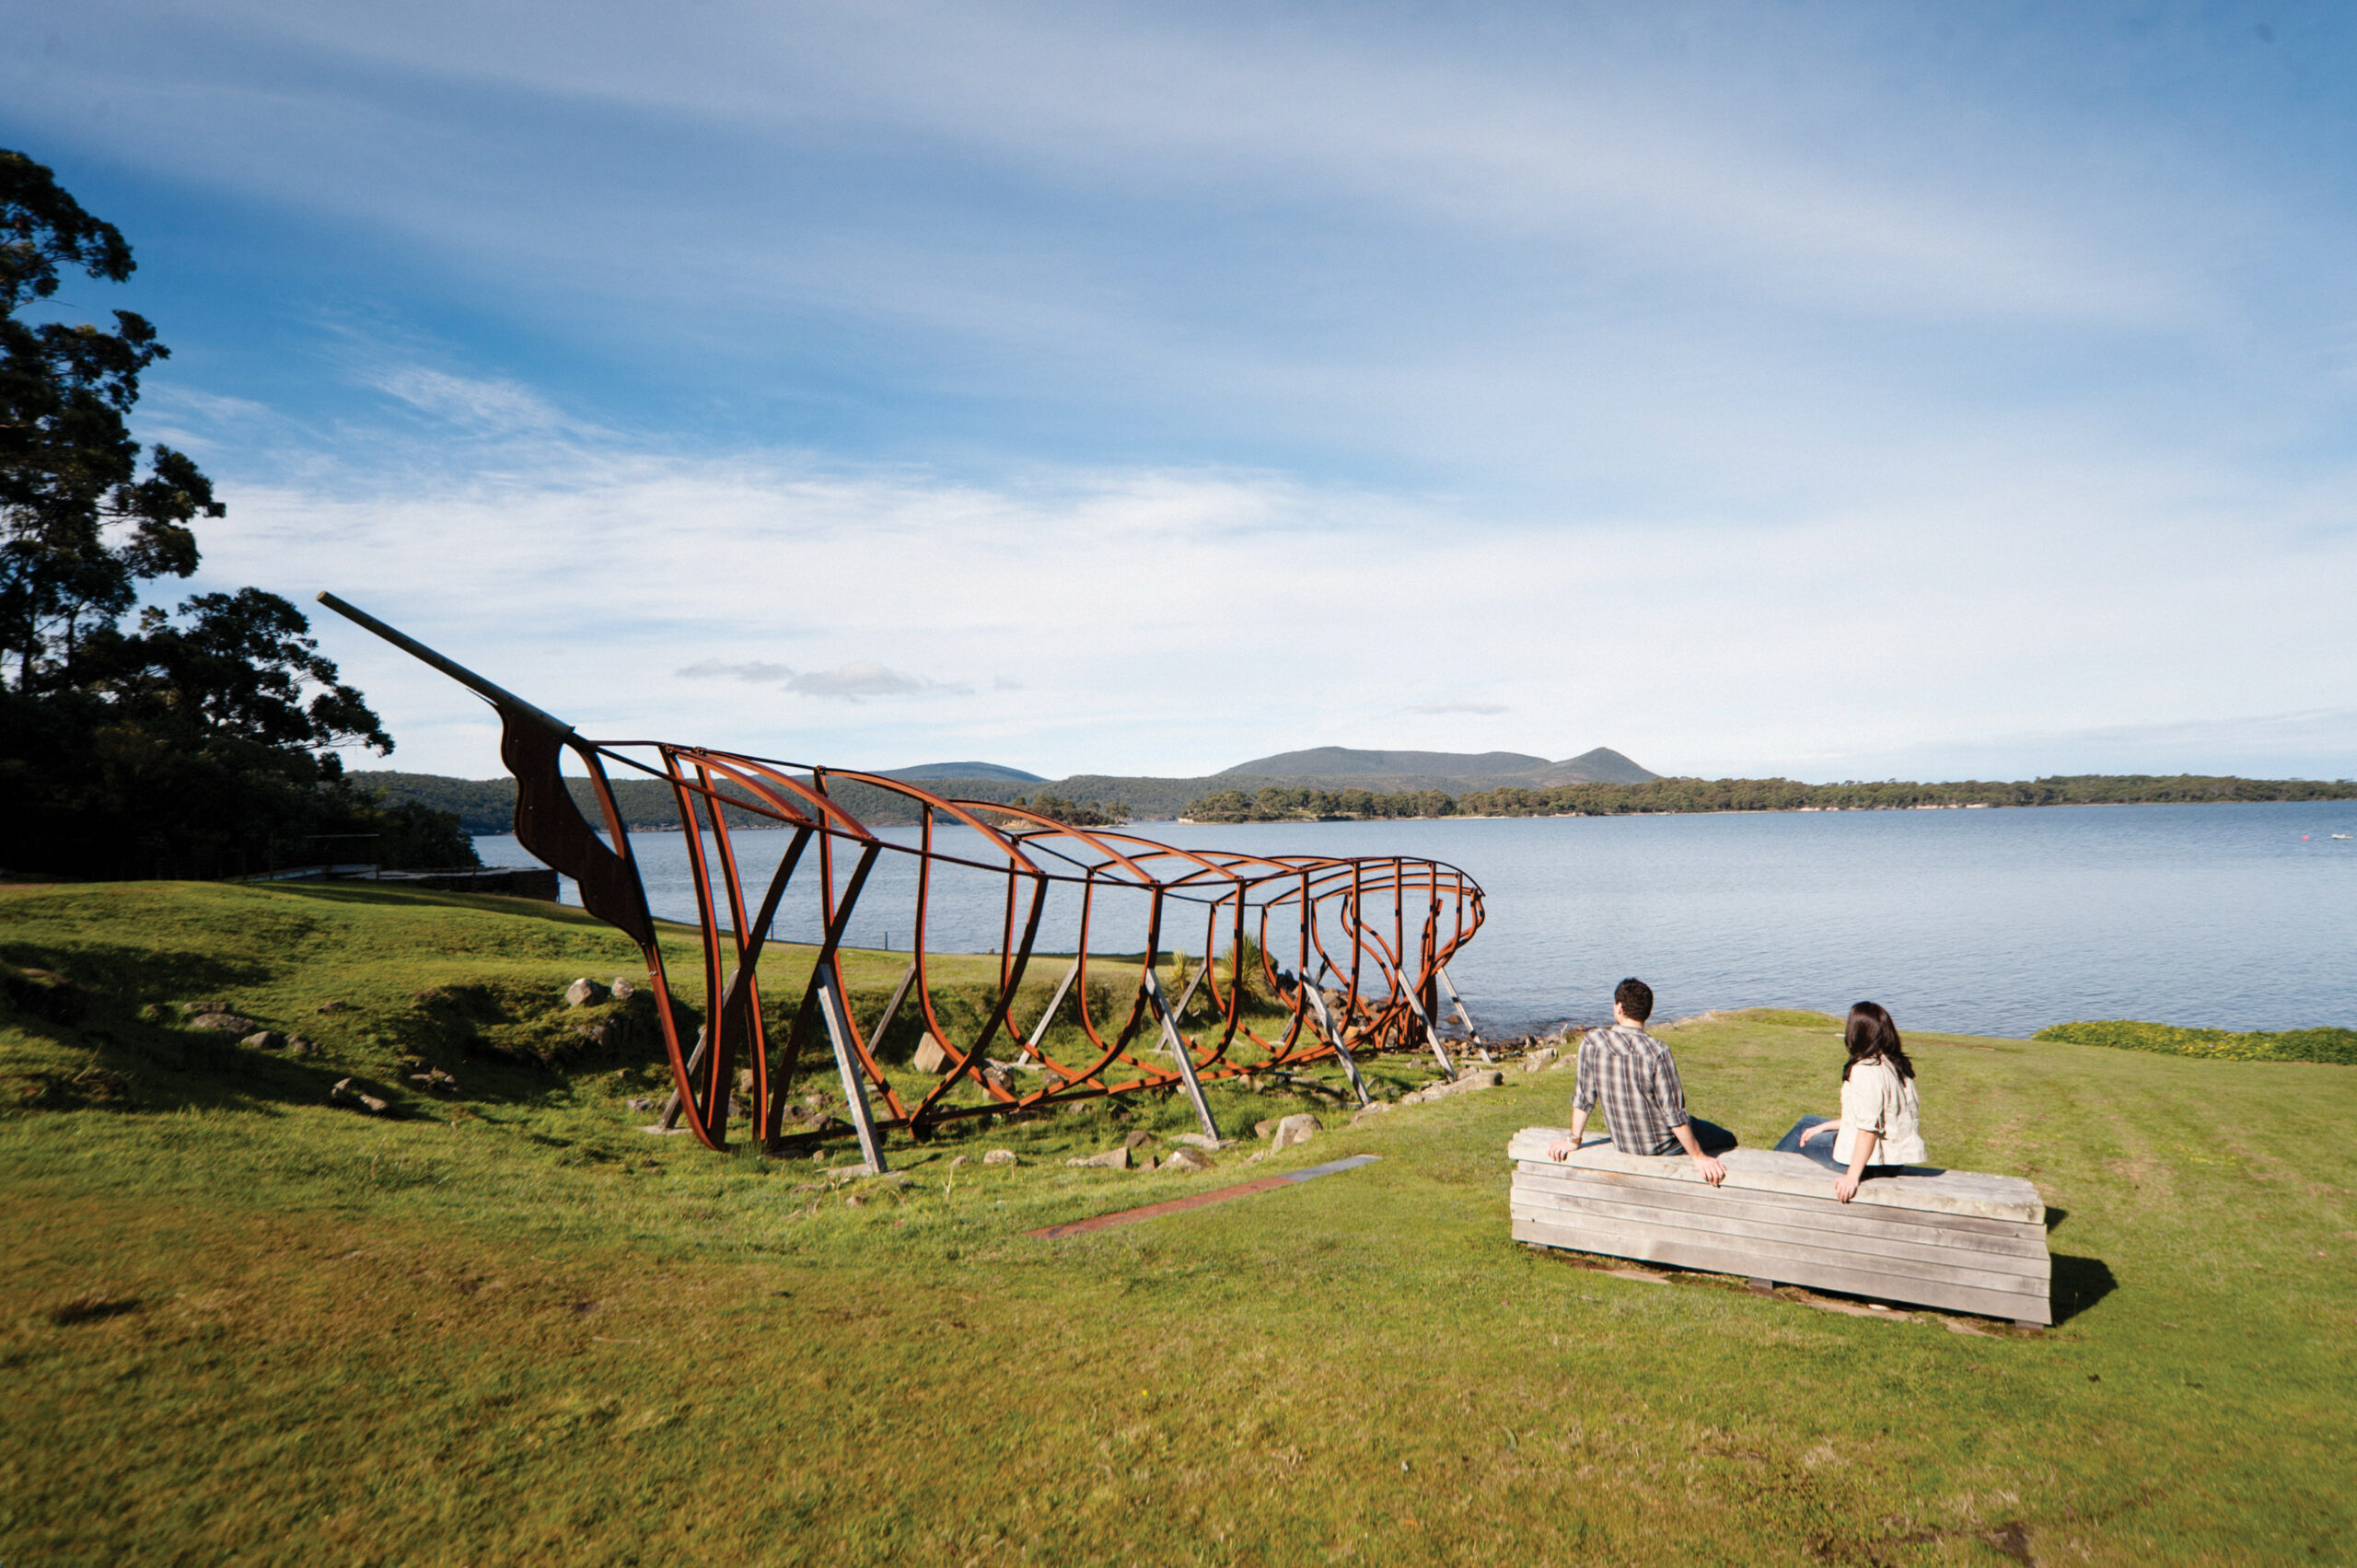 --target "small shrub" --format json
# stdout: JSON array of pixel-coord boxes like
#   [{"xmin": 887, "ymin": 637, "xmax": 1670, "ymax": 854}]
[{"xmin": 2036, "ymin": 1019, "xmax": 2357, "ymax": 1065}]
